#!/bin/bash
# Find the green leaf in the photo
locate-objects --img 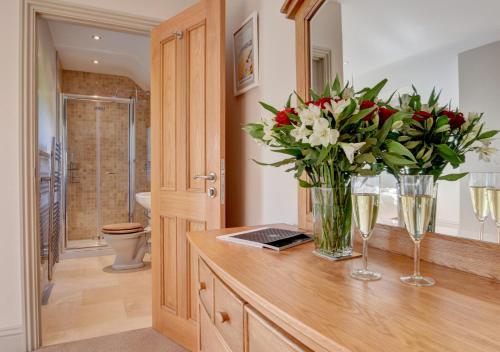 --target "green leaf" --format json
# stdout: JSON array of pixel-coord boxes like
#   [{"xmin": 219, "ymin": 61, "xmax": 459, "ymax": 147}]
[
  {"xmin": 398, "ymin": 135, "xmax": 412, "ymax": 142},
  {"xmin": 270, "ymin": 148, "xmax": 303, "ymax": 158},
  {"xmin": 343, "ymin": 106, "xmax": 376, "ymax": 127},
  {"xmin": 386, "ymin": 140, "xmax": 417, "ymax": 161},
  {"xmin": 310, "ymin": 89, "xmax": 320, "ymax": 101},
  {"xmin": 259, "ymin": 101, "xmax": 279, "ymax": 115},
  {"xmin": 299, "ymin": 179, "xmax": 314, "ymax": 188},
  {"xmin": 425, "ymin": 117, "xmax": 434, "ymax": 131},
  {"xmin": 285, "ymin": 94, "xmax": 292, "ymax": 108},
  {"xmin": 438, "ymin": 172, "xmax": 468, "ymax": 181},
  {"xmin": 243, "ymin": 123, "xmax": 264, "ymax": 140},
  {"xmin": 317, "ymin": 146, "xmax": 331, "ymax": 164},
  {"xmin": 434, "ymin": 125, "xmax": 451, "ymax": 134},
  {"xmin": 355, "ymin": 153, "xmax": 376, "ymax": 164},
  {"xmin": 294, "ymin": 91, "xmax": 305, "ymax": 105},
  {"xmin": 252, "ymin": 158, "xmax": 296, "ymax": 167},
  {"xmin": 477, "ymin": 130, "xmax": 499, "ymax": 140},
  {"xmin": 435, "ymin": 144, "xmax": 461, "ymax": 166},
  {"xmin": 375, "ymin": 111, "xmax": 407, "ymax": 146},
  {"xmin": 422, "ymin": 145, "xmax": 434, "ymax": 162},
  {"xmin": 360, "ymin": 79, "xmax": 388, "ymax": 101},
  {"xmin": 435, "ymin": 115, "xmax": 449, "ymax": 129},
  {"xmin": 381, "ymin": 152, "xmax": 416, "ymax": 166},
  {"xmin": 405, "ymin": 140, "xmax": 422, "ymax": 149},
  {"xmin": 332, "ymin": 75, "xmax": 341, "ymax": 94}
]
